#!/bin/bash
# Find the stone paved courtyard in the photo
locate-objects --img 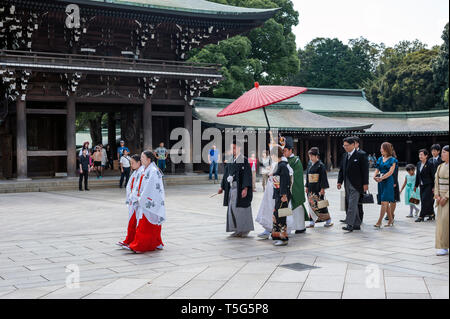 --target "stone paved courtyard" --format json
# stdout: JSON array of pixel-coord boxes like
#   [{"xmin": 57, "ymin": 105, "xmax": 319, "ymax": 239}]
[{"xmin": 0, "ymin": 171, "xmax": 448, "ymax": 299}]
